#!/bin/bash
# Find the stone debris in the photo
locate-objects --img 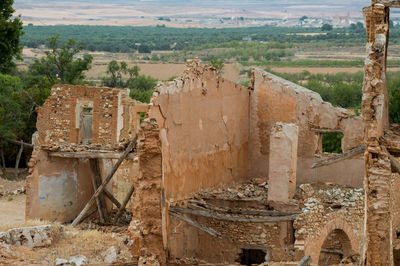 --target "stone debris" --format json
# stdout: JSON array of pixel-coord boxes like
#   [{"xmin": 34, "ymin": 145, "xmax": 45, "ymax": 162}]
[
  {"xmin": 102, "ymin": 246, "xmax": 118, "ymax": 263},
  {"xmin": 55, "ymin": 255, "xmax": 89, "ymax": 266},
  {"xmin": 138, "ymin": 255, "xmax": 161, "ymax": 266},
  {"xmin": 0, "ymin": 186, "xmax": 26, "ymax": 198},
  {"xmin": 294, "ymin": 183, "xmax": 364, "ymax": 241},
  {"xmin": 0, "ymin": 225, "xmax": 55, "ymax": 247},
  {"xmin": 194, "ymin": 178, "xmax": 268, "ymax": 201}
]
